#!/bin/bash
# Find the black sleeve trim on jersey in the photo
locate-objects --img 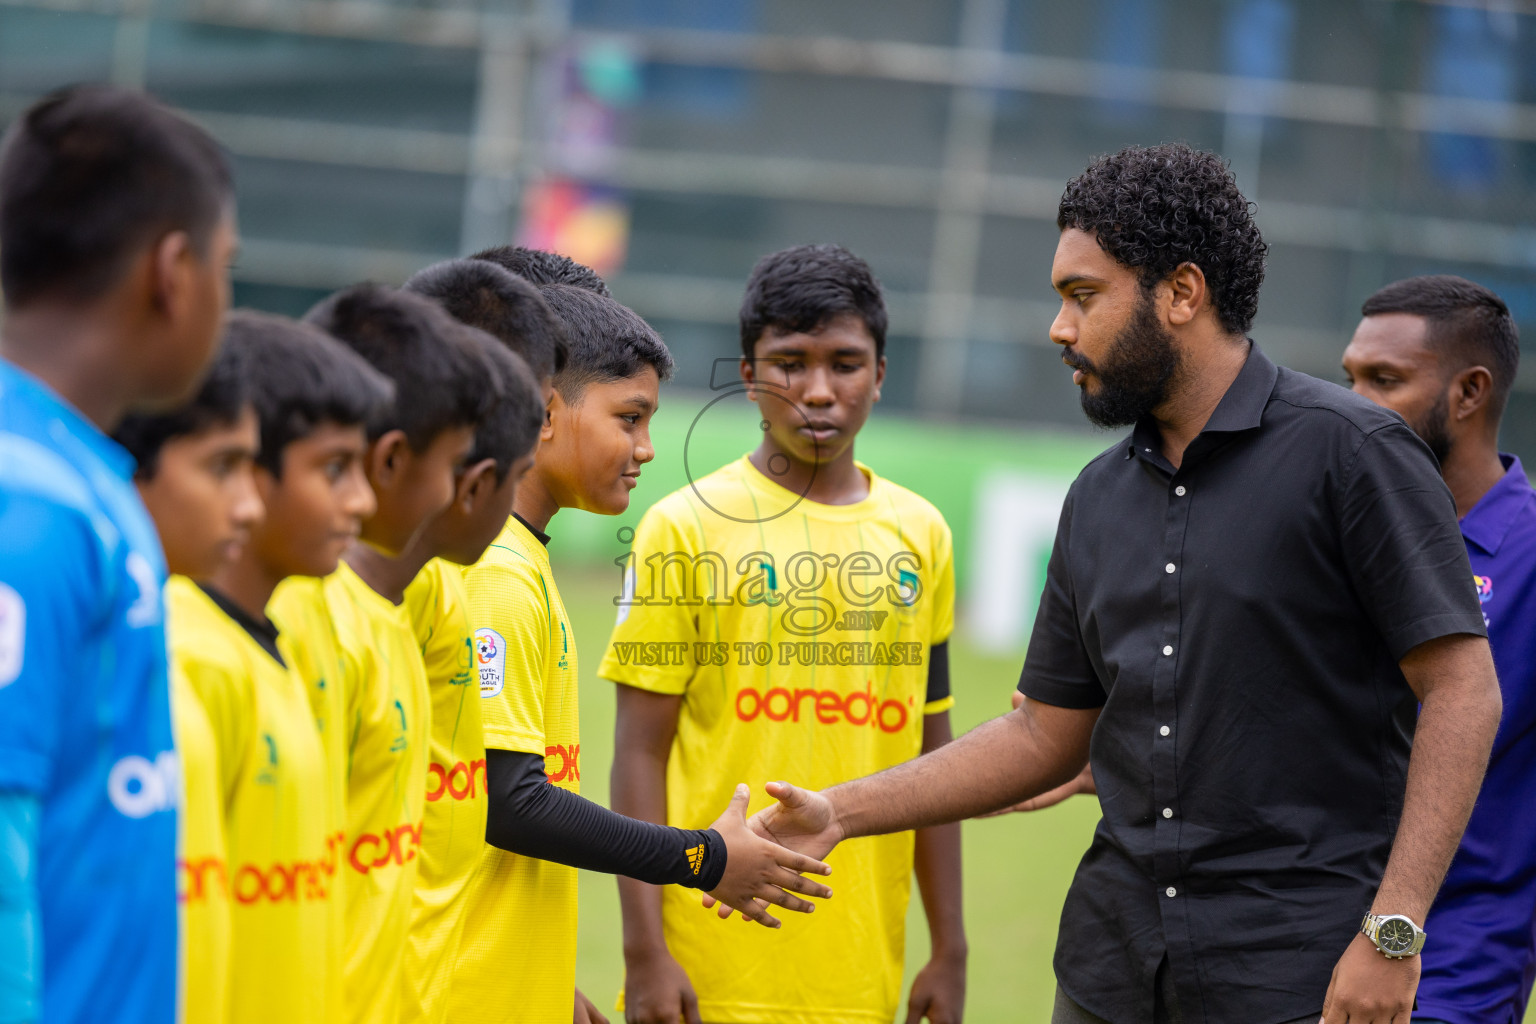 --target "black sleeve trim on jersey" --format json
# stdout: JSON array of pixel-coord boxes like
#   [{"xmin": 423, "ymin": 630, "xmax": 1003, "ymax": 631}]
[
  {"xmin": 925, "ymin": 641, "xmax": 951, "ymax": 705},
  {"xmin": 483, "ymin": 748, "xmax": 726, "ymax": 891}
]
